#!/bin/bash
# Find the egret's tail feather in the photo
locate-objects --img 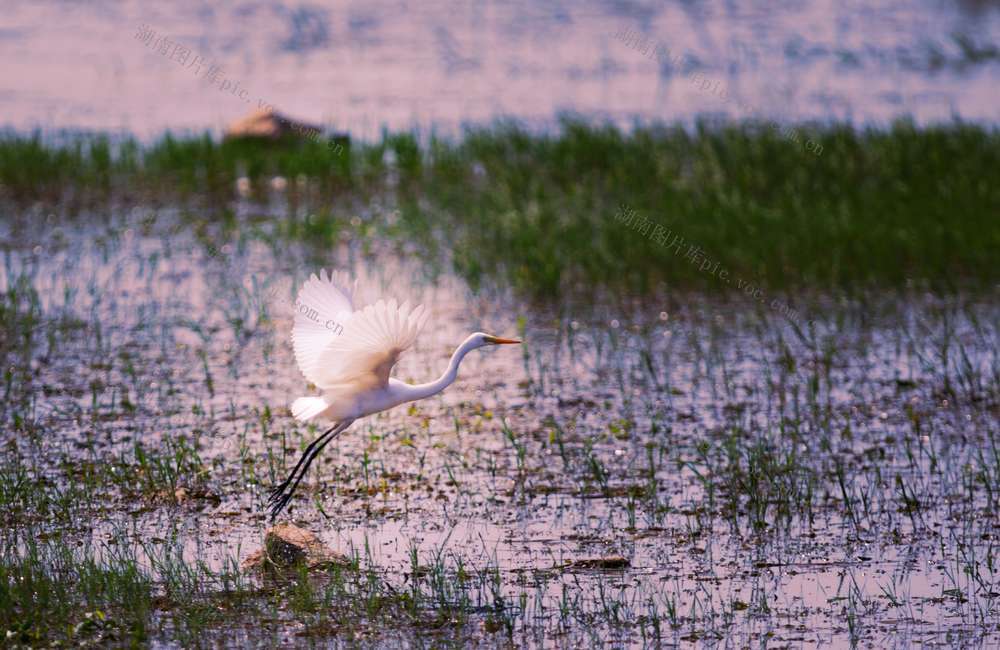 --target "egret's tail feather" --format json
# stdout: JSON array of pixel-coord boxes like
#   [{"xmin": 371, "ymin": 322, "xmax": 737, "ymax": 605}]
[{"xmin": 291, "ymin": 397, "xmax": 329, "ymax": 422}]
